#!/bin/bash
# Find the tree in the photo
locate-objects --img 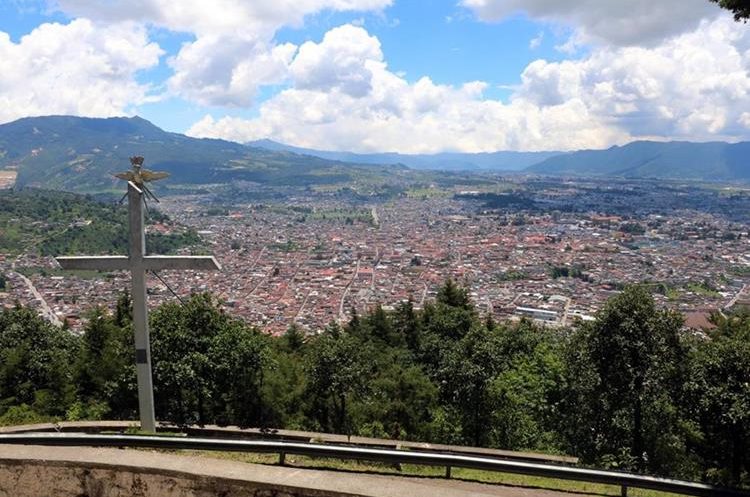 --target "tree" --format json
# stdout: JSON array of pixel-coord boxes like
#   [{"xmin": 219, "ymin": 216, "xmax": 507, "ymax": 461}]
[
  {"xmin": 0, "ymin": 306, "xmax": 78, "ymax": 420},
  {"xmin": 418, "ymin": 280, "xmax": 478, "ymax": 375},
  {"xmin": 437, "ymin": 325, "xmax": 502, "ymax": 446},
  {"xmin": 304, "ymin": 328, "xmax": 372, "ymax": 434},
  {"xmin": 149, "ymin": 293, "xmax": 270, "ymax": 427},
  {"xmin": 393, "ymin": 299, "xmax": 420, "ymax": 352},
  {"xmin": 561, "ymin": 286, "xmax": 687, "ymax": 474},
  {"xmin": 210, "ymin": 319, "xmax": 271, "ymax": 428},
  {"xmin": 684, "ymin": 314, "xmax": 750, "ymax": 485},
  {"xmin": 488, "ymin": 321, "xmax": 565, "ymax": 451},
  {"xmin": 357, "ymin": 357, "xmax": 437, "ymax": 440},
  {"xmin": 114, "ymin": 290, "xmax": 132, "ymax": 328},
  {"xmin": 710, "ymin": 0, "xmax": 750, "ymax": 21},
  {"xmin": 281, "ymin": 323, "xmax": 305, "ymax": 352},
  {"xmin": 360, "ymin": 305, "xmax": 402, "ymax": 347},
  {"xmin": 73, "ymin": 306, "xmax": 133, "ymax": 419},
  {"xmin": 437, "ymin": 278, "xmax": 472, "ymax": 310}
]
